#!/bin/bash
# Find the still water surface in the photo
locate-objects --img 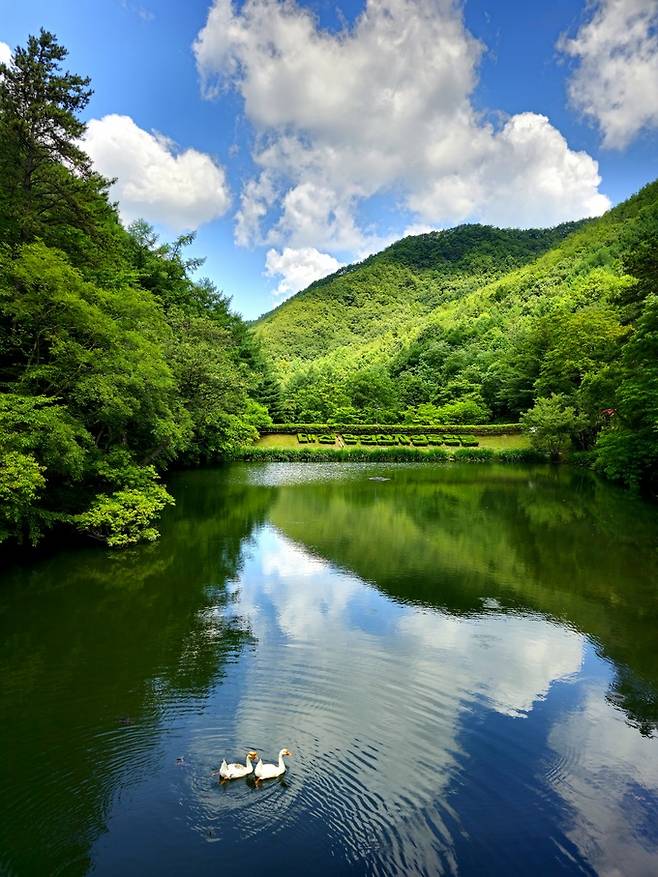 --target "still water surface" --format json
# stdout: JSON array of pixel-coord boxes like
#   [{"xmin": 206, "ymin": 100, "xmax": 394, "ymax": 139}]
[{"xmin": 1, "ymin": 463, "xmax": 658, "ymax": 875}]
